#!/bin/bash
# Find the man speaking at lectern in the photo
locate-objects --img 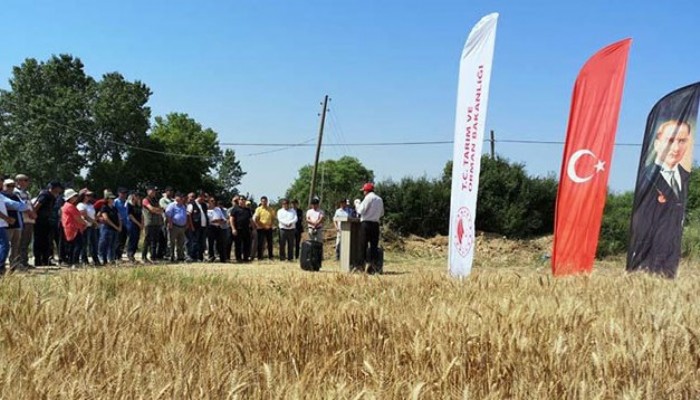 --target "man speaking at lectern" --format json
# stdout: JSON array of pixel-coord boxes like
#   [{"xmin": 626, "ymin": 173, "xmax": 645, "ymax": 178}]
[{"xmin": 354, "ymin": 182, "xmax": 384, "ymax": 274}]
